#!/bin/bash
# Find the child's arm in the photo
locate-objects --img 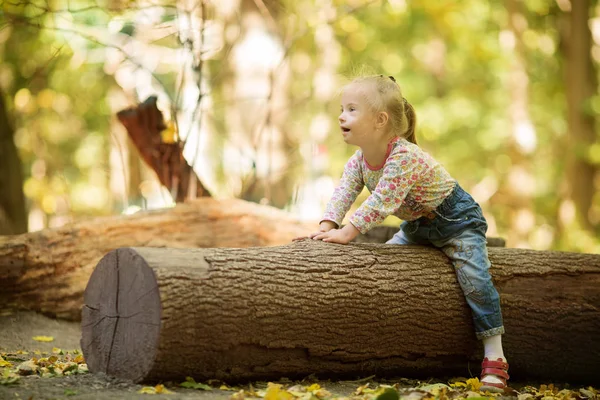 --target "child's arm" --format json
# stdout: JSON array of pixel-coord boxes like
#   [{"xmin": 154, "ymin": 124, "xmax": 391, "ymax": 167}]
[
  {"xmin": 294, "ymin": 152, "xmax": 364, "ymax": 243},
  {"xmin": 321, "ymin": 153, "xmax": 365, "ymax": 228}
]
